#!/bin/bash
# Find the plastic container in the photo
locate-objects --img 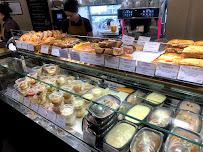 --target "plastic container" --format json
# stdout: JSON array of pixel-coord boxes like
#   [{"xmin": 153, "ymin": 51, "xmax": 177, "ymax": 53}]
[
  {"xmin": 104, "ymin": 120, "xmax": 138, "ymax": 152},
  {"xmin": 130, "ymin": 127, "xmax": 164, "ymax": 152},
  {"xmin": 66, "ymin": 76, "xmax": 75, "ymax": 85},
  {"xmin": 177, "ymin": 100, "xmax": 202, "ymax": 115},
  {"xmin": 72, "ymin": 80, "xmax": 83, "ymax": 92},
  {"xmin": 83, "ymin": 83, "xmax": 94, "ymax": 91},
  {"xmin": 27, "ymin": 72, "xmax": 38, "ymax": 85},
  {"xmin": 172, "ymin": 109, "xmax": 202, "ymax": 133},
  {"xmin": 72, "ymin": 97, "xmax": 84, "ymax": 110},
  {"xmin": 87, "ymin": 94, "xmax": 121, "ymax": 122},
  {"xmin": 126, "ymin": 90, "xmax": 146, "ymax": 104},
  {"xmin": 61, "ymin": 85, "xmax": 73, "ymax": 100},
  {"xmin": 83, "ymin": 87, "xmax": 110, "ymax": 101},
  {"xmin": 32, "ymin": 66, "xmax": 42, "ymax": 76},
  {"xmin": 55, "ymin": 75, "xmax": 66, "ymax": 86},
  {"xmin": 47, "ymin": 77, "xmax": 57, "ymax": 92},
  {"xmin": 60, "ymin": 104, "xmax": 76, "ymax": 126},
  {"xmin": 144, "ymin": 92, "xmax": 167, "ymax": 106},
  {"xmin": 118, "ymin": 102, "xmax": 134, "ymax": 120},
  {"xmin": 125, "ymin": 103, "xmax": 152, "ymax": 125},
  {"xmin": 35, "ymin": 95, "xmax": 46, "ymax": 105},
  {"xmin": 15, "ymin": 77, "xmax": 29, "ymax": 90},
  {"xmin": 75, "ymin": 107, "xmax": 85, "ymax": 118},
  {"xmin": 49, "ymin": 91, "xmax": 63, "ymax": 106},
  {"xmin": 146, "ymin": 107, "xmax": 174, "ymax": 129},
  {"xmin": 45, "ymin": 65, "xmax": 56, "ymax": 76},
  {"xmin": 33, "ymin": 84, "xmax": 46, "ymax": 98},
  {"xmin": 164, "ymin": 127, "xmax": 202, "ymax": 152},
  {"xmin": 26, "ymin": 88, "xmax": 36, "ymax": 102},
  {"xmin": 52, "ymin": 105, "xmax": 61, "ymax": 114}
]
